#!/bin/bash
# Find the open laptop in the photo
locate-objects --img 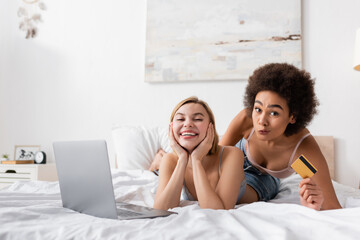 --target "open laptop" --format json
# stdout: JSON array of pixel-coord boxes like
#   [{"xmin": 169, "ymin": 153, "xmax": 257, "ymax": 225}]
[{"xmin": 53, "ymin": 140, "xmax": 176, "ymax": 220}]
